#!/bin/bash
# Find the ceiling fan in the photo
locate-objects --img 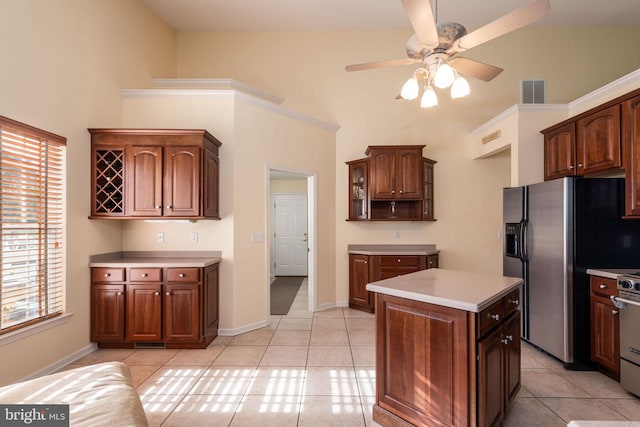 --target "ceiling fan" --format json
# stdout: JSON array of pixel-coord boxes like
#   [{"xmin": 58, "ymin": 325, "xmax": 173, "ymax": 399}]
[{"xmin": 345, "ymin": 0, "xmax": 550, "ymax": 107}]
